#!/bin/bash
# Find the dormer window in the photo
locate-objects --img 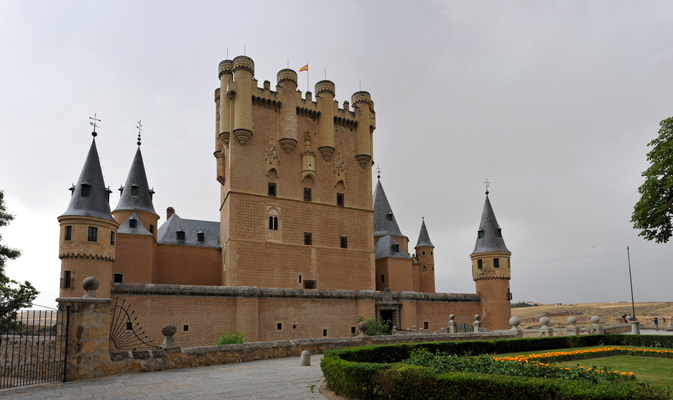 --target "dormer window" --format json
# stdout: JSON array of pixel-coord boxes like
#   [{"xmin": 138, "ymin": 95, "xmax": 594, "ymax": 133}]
[
  {"xmin": 392, "ymin": 244, "xmax": 400, "ymax": 252},
  {"xmin": 176, "ymin": 230, "xmax": 185, "ymax": 241},
  {"xmin": 386, "ymin": 212, "xmax": 393, "ymax": 221},
  {"xmin": 131, "ymin": 185, "xmax": 139, "ymax": 197},
  {"xmin": 129, "ymin": 219, "xmax": 137, "ymax": 229},
  {"xmin": 478, "ymin": 230, "xmax": 484, "ymax": 239},
  {"xmin": 197, "ymin": 232, "xmax": 205, "ymax": 242},
  {"xmin": 497, "ymin": 228, "xmax": 502, "ymax": 238},
  {"xmin": 81, "ymin": 183, "xmax": 90, "ymax": 198}
]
